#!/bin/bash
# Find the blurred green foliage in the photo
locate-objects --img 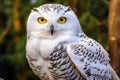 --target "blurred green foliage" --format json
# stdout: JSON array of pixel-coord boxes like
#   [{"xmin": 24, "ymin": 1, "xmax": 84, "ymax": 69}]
[{"xmin": 0, "ymin": 0, "xmax": 109, "ymax": 80}]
